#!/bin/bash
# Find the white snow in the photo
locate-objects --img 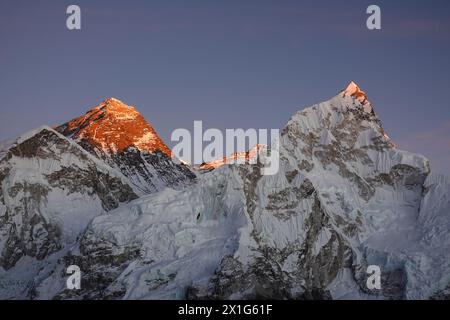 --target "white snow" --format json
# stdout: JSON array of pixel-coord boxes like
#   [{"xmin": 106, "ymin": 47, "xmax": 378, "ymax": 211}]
[{"xmin": 2, "ymin": 84, "xmax": 450, "ymax": 300}]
